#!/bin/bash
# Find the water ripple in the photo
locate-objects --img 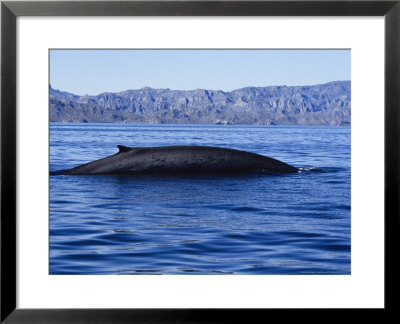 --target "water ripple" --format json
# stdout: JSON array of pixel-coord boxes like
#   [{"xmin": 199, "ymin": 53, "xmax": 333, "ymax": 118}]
[{"xmin": 50, "ymin": 124, "xmax": 351, "ymax": 275}]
